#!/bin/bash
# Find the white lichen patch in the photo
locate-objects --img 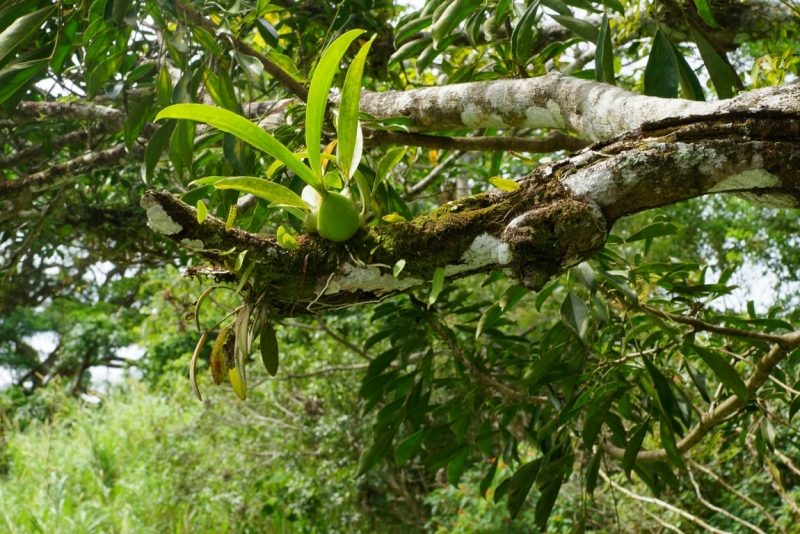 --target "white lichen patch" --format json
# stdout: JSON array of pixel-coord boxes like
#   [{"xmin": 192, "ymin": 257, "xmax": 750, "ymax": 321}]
[
  {"xmin": 524, "ymin": 106, "xmax": 561, "ymax": 129},
  {"xmin": 444, "ymin": 233, "xmax": 512, "ymax": 277},
  {"xmin": 461, "ymin": 104, "xmax": 507, "ymax": 128},
  {"xmin": 708, "ymin": 169, "xmax": 781, "ymax": 193},
  {"xmin": 323, "ymin": 263, "xmax": 423, "ymax": 296},
  {"xmin": 140, "ymin": 197, "xmax": 182, "ymax": 235},
  {"xmin": 545, "ymin": 100, "xmax": 566, "ymax": 129},
  {"xmin": 735, "ymin": 191, "xmax": 799, "ymax": 209},
  {"xmin": 181, "ymin": 239, "xmax": 204, "ymax": 250}
]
